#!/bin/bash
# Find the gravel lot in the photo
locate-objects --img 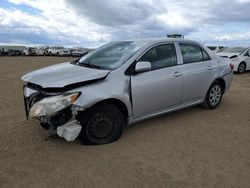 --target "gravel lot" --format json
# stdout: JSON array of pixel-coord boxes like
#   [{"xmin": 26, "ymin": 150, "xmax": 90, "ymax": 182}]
[{"xmin": 0, "ymin": 57, "xmax": 250, "ymax": 188}]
